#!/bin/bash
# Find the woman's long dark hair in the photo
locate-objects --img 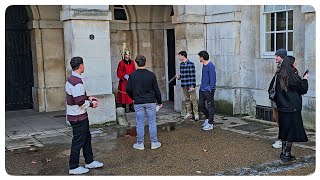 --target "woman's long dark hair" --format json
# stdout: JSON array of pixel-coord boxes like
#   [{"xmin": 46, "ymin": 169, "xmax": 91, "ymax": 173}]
[
  {"xmin": 278, "ymin": 57, "xmax": 300, "ymax": 91},
  {"xmin": 287, "ymin": 55, "xmax": 299, "ymax": 75}
]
